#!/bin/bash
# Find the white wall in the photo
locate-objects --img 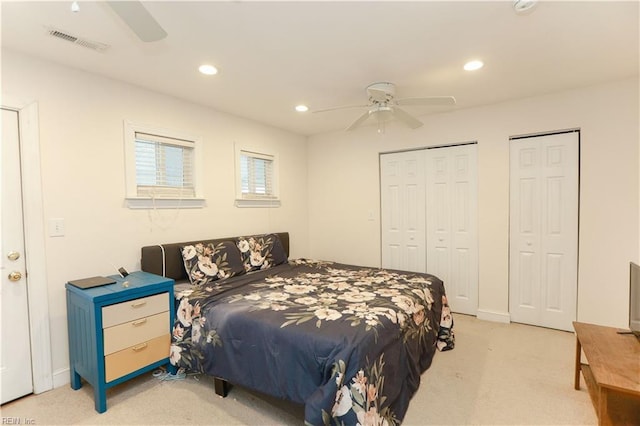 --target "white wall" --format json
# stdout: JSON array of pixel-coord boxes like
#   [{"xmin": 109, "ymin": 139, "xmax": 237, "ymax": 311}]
[
  {"xmin": 2, "ymin": 50, "xmax": 309, "ymax": 385},
  {"xmin": 308, "ymin": 77, "xmax": 639, "ymax": 329}
]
